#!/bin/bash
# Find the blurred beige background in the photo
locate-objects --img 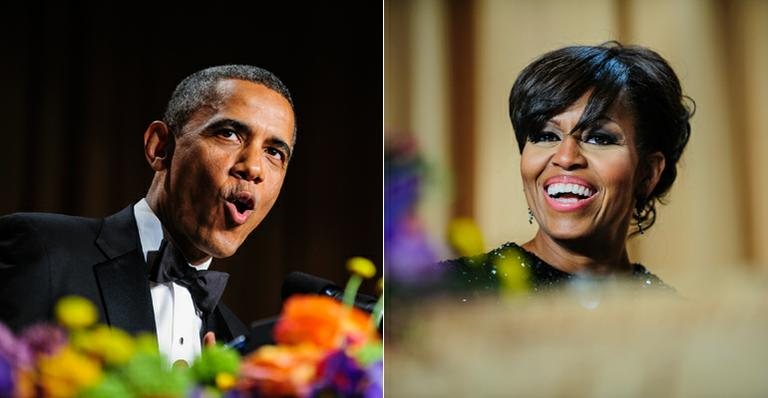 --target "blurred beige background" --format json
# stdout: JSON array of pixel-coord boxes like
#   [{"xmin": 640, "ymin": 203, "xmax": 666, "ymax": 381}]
[{"xmin": 385, "ymin": 0, "xmax": 768, "ymax": 291}]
